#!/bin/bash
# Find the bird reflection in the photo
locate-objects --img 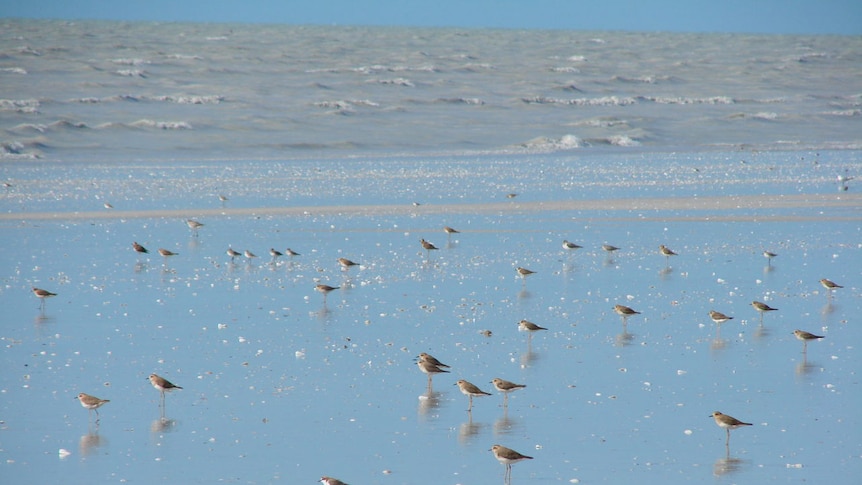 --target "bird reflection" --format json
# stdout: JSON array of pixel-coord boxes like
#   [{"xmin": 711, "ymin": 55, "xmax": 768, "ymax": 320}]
[
  {"xmin": 614, "ymin": 327, "xmax": 634, "ymax": 347},
  {"xmin": 458, "ymin": 414, "xmax": 484, "ymax": 444},
  {"xmin": 753, "ymin": 324, "xmax": 771, "ymax": 341},
  {"xmin": 713, "ymin": 455, "xmax": 746, "ymax": 477},
  {"xmin": 517, "ymin": 288, "xmax": 531, "ymax": 300},
  {"xmin": 820, "ymin": 301, "xmax": 836, "ymax": 317},
  {"xmin": 417, "ymin": 390, "xmax": 443, "ymax": 419},
  {"xmin": 79, "ymin": 430, "xmax": 104, "ymax": 457},
  {"xmin": 494, "ymin": 410, "xmax": 519, "ymax": 436},
  {"xmin": 134, "ymin": 262, "xmax": 147, "ymax": 273},
  {"xmin": 659, "ymin": 266, "xmax": 674, "ymax": 279},
  {"xmin": 520, "ymin": 341, "xmax": 539, "ymax": 367},
  {"xmin": 795, "ymin": 356, "xmax": 820, "ymax": 377},
  {"xmin": 710, "ymin": 326, "xmax": 728, "ymax": 351},
  {"xmin": 151, "ymin": 416, "xmax": 178, "ymax": 433}
]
